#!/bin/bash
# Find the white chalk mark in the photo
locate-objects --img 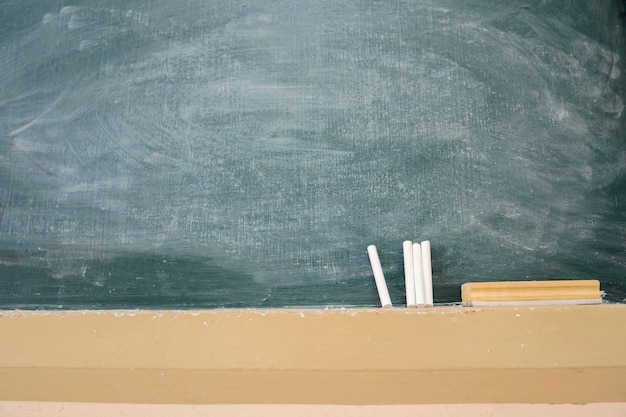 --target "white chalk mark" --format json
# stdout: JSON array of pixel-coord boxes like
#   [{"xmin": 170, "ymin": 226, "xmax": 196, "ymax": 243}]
[{"xmin": 9, "ymin": 94, "xmax": 65, "ymax": 137}]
